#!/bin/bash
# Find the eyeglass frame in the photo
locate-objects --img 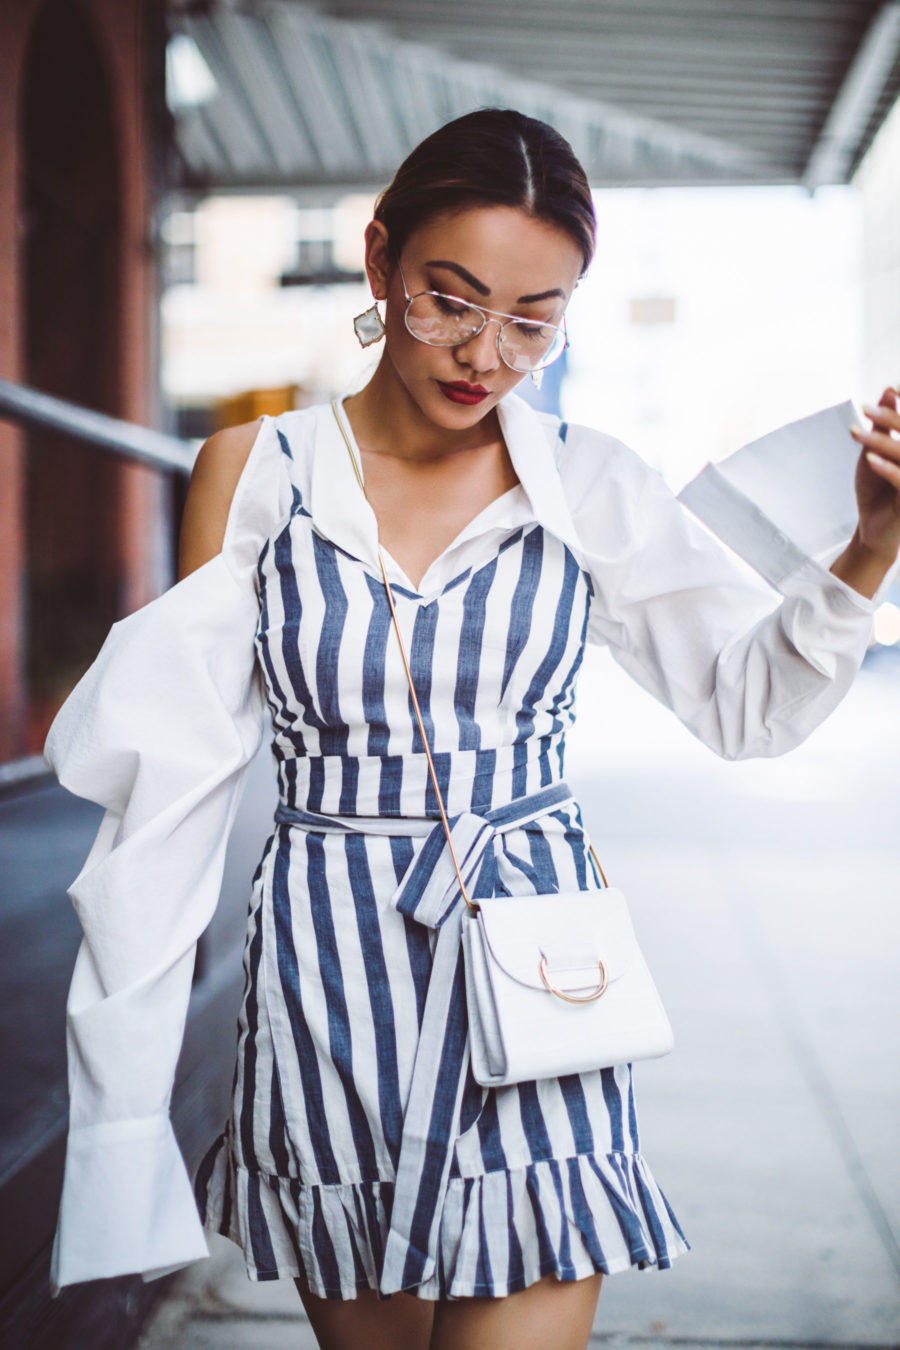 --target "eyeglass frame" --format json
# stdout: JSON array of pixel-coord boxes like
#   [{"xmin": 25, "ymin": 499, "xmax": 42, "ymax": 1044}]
[{"xmin": 394, "ymin": 257, "xmax": 570, "ymax": 373}]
